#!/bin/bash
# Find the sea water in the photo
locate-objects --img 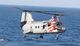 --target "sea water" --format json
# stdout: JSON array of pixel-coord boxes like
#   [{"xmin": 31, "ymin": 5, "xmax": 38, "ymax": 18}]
[{"xmin": 0, "ymin": 5, "xmax": 80, "ymax": 46}]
